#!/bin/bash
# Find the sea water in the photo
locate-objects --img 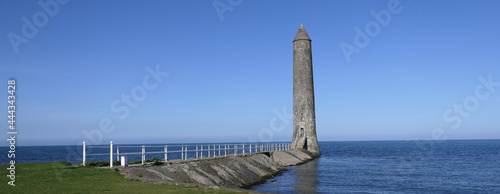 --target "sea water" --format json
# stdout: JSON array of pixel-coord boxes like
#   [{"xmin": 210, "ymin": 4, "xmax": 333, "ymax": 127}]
[{"xmin": 251, "ymin": 140, "xmax": 500, "ymax": 193}]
